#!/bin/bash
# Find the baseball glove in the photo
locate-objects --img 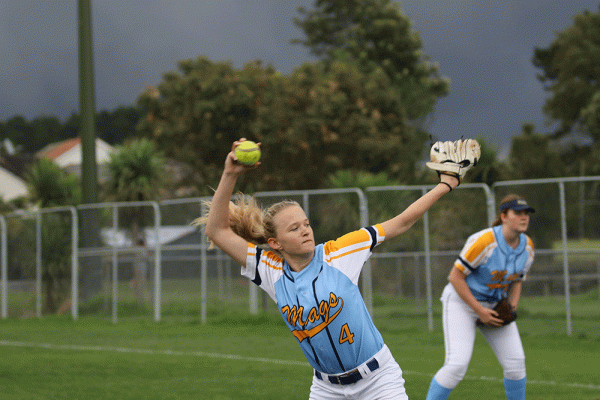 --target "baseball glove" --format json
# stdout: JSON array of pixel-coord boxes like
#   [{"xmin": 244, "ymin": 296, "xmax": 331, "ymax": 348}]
[
  {"xmin": 476, "ymin": 298, "xmax": 517, "ymax": 327},
  {"xmin": 426, "ymin": 139, "xmax": 481, "ymax": 181}
]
